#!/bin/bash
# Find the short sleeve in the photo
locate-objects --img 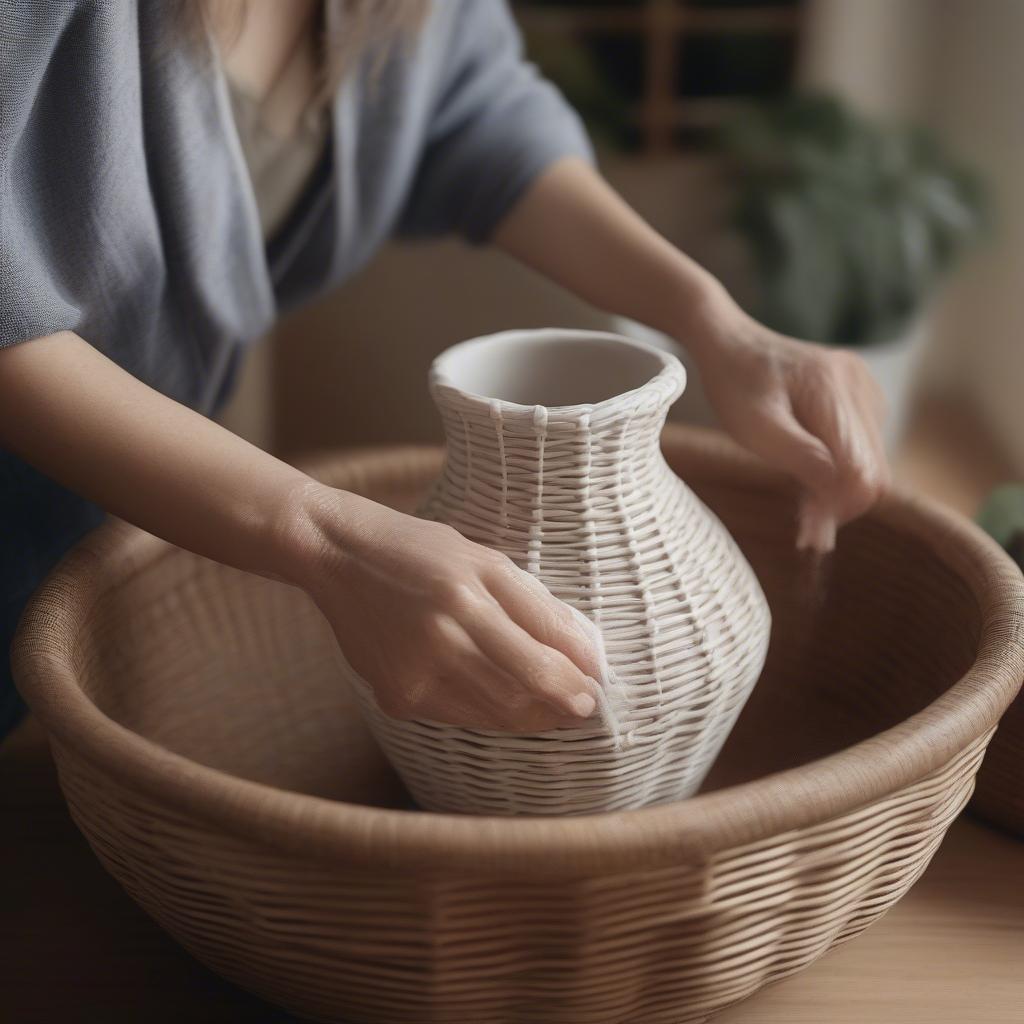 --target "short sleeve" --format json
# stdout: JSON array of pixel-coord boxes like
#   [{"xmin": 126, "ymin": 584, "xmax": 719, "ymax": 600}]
[
  {"xmin": 0, "ymin": 2, "xmax": 86, "ymax": 349},
  {"xmin": 396, "ymin": 0, "xmax": 594, "ymax": 244}
]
